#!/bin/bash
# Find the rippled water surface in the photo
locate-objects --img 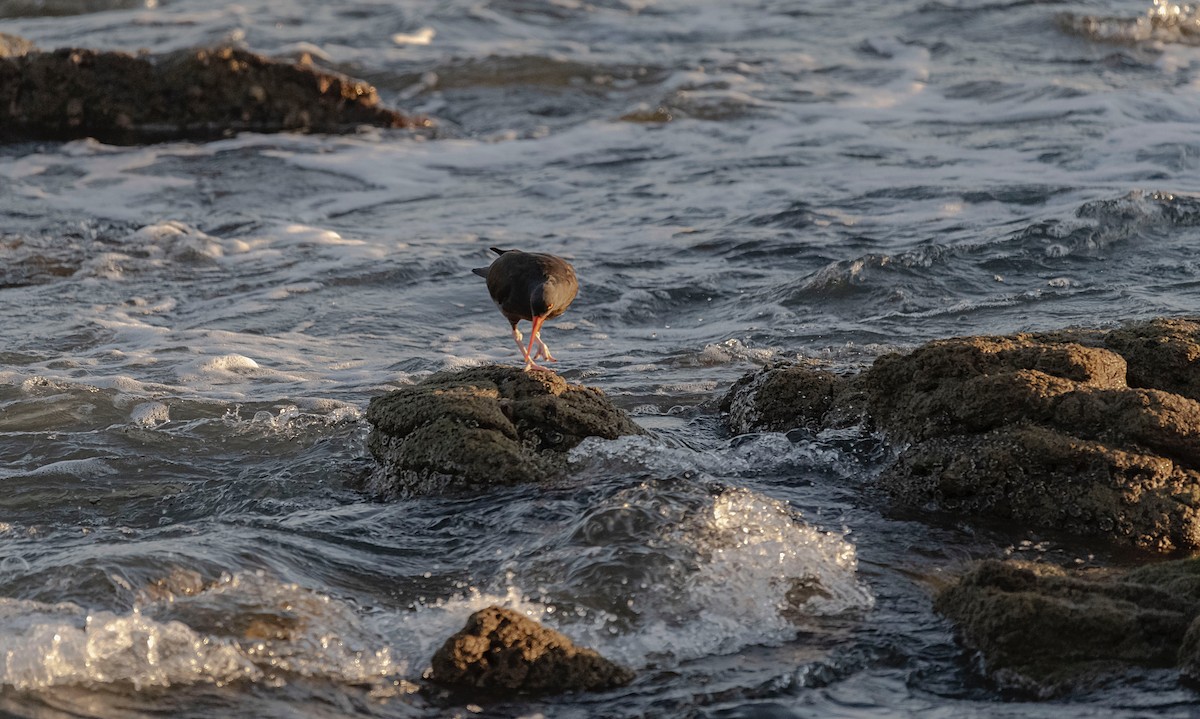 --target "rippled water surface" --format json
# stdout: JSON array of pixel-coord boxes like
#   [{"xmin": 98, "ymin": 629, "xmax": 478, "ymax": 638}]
[{"xmin": 3, "ymin": 0, "xmax": 1200, "ymax": 717}]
